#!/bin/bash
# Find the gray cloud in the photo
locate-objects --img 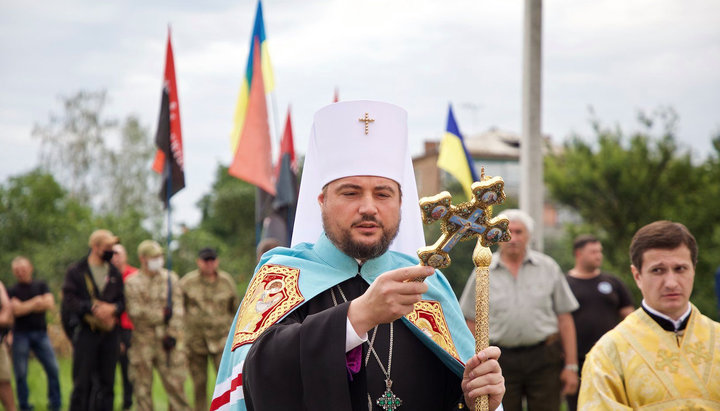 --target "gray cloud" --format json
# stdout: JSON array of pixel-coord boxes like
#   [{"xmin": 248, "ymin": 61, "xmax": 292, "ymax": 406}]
[{"xmin": 1, "ymin": 0, "xmax": 718, "ymax": 227}]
